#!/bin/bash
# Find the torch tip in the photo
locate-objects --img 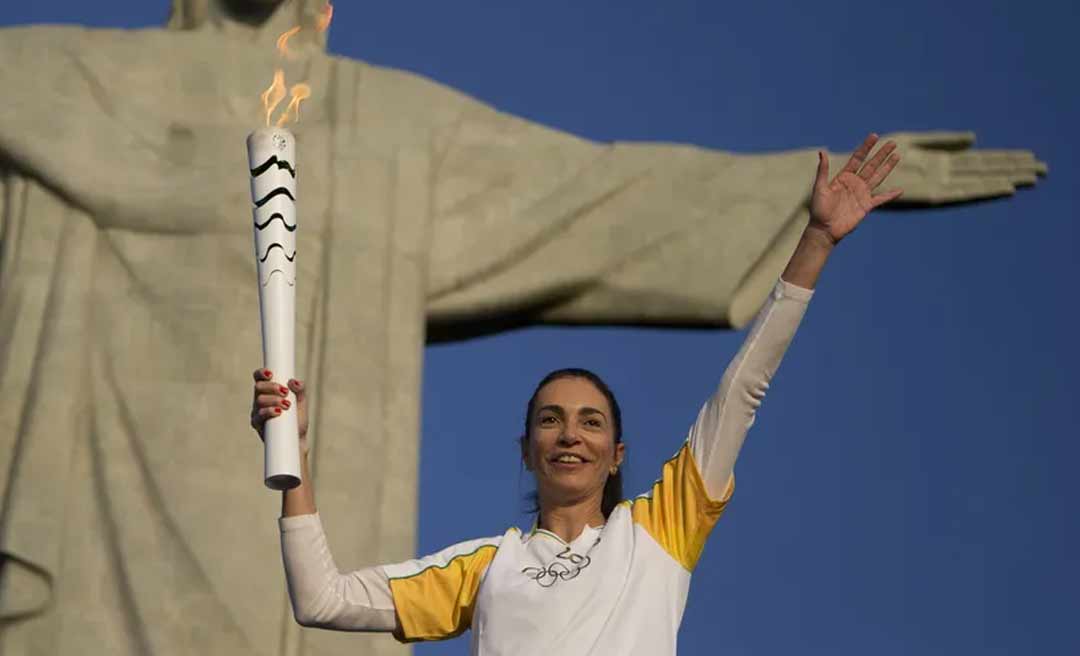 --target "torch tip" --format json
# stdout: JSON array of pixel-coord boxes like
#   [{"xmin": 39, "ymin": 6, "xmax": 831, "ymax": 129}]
[
  {"xmin": 247, "ymin": 126, "xmax": 296, "ymax": 140},
  {"xmin": 247, "ymin": 128, "xmax": 296, "ymax": 160}
]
